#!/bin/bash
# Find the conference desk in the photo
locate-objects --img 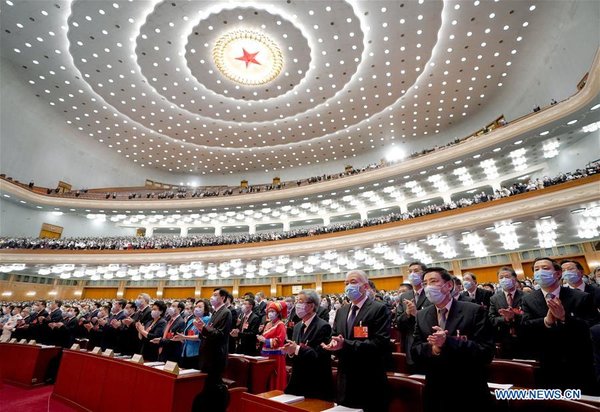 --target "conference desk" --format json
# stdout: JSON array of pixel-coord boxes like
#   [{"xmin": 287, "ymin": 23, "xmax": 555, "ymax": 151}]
[
  {"xmin": 0, "ymin": 342, "xmax": 61, "ymax": 387},
  {"xmin": 241, "ymin": 390, "xmax": 335, "ymax": 412},
  {"xmin": 52, "ymin": 349, "xmax": 206, "ymax": 412}
]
